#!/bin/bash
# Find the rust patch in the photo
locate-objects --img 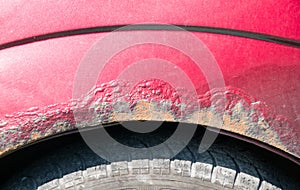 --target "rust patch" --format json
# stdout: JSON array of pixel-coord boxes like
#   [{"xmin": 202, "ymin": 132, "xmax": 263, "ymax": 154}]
[
  {"xmin": 0, "ymin": 79, "xmax": 298, "ymax": 159},
  {"xmin": 112, "ymin": 101, "xmax": 176, "ymax": 122}
]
